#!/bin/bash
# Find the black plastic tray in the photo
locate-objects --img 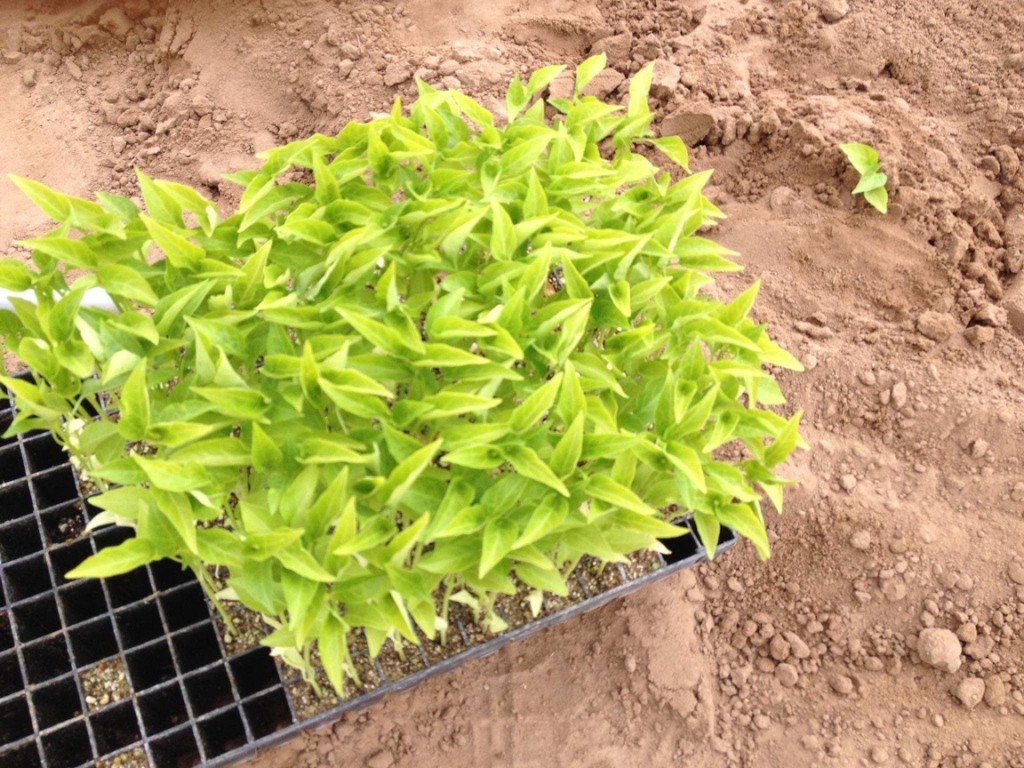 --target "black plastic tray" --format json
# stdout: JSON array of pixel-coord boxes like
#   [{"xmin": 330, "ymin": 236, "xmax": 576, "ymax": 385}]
[{"xmin": 0, "ymin": 386, "xmax": 735, "ymax": 768}]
